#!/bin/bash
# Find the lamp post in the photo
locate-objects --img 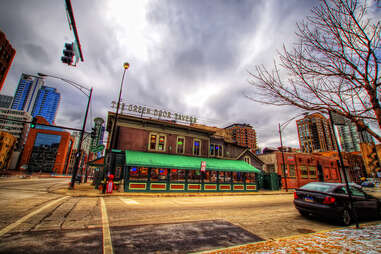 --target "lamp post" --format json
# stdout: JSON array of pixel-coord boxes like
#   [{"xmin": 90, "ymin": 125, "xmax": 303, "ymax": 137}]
[
  {"xmin": 103, "ymin": 62, "xmax": 130, "ymax": 194},
  {"xmin": 37, "ymin": 72, "xmax": 92, "ymax": 189},
  {"xmin": 278, "ymin": 112, "xmax": 309, "ymax": 192},
  {"xmin": 110, "ymin": 62, "xmax": 130, "ymax": 150}
]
